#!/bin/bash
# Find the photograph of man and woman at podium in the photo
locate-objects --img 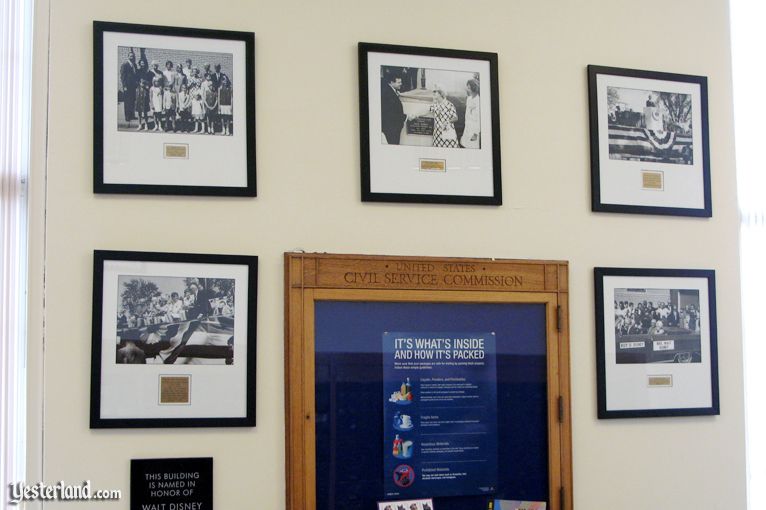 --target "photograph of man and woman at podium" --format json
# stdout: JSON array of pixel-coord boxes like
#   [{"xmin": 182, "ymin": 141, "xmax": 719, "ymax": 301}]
[
  {"xmin": 607, "ymin": 86, "xmax": 693, "ymax": 164},
  {"xmin": 380, "ymin": 65, "xmax": 481, "ymax": 149},
  {"xmin": 115, "ymin": 275, "xmax": 236, "ymax": 365}
]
